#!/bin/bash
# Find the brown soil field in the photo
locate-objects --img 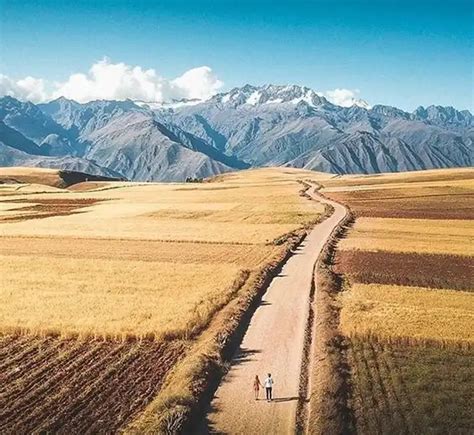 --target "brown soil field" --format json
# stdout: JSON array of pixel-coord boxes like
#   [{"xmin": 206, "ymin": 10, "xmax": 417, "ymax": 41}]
[
  {"xmin": 335, "ymin": 250, "xmax": 474, "ymax": 291},
  {"xmin": 0, "ymin": 334, "xmax": 185, "ymax": 433},
  {"xmin": 348, "ymin": 337, "xmax": 474, "ymax": 434},
  {"xmin": 326, "ymin": 187, "xmax": 474, "ymax": 219},
  {"xmin": 0, "ymin": 198, "xmax": 105, "ymax": 222}
]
